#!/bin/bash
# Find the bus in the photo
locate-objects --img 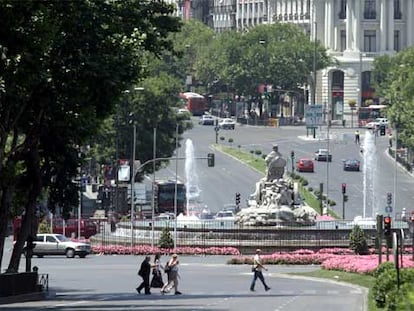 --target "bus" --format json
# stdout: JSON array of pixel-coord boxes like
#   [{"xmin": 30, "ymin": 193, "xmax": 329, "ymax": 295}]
[
  {"xmin": 154, "ymin": 180, "xmax": 186, "ymax": 215},
  {"xmin": 357, "ymin": 104, "xmax": 387, "ymax": 127},
  {"xmin": 179, "ymin": 92, "xmax": 206, "ymax": 116}
]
